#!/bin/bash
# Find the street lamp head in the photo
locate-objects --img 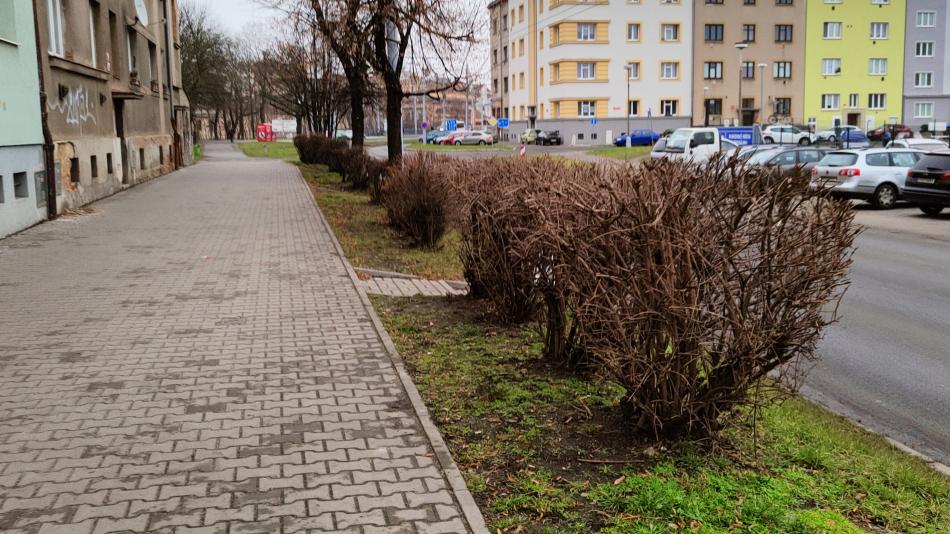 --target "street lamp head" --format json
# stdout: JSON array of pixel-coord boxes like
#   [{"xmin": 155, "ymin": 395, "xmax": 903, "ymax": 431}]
[
  {"xmin": 757, "ymin": 63, "xmax": 768, "ymax": 68},
  {"xmin": 734, "ymin": 42, "xmax": 749, "ymax": 50}
]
